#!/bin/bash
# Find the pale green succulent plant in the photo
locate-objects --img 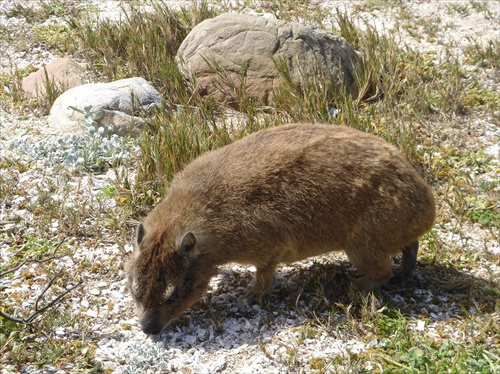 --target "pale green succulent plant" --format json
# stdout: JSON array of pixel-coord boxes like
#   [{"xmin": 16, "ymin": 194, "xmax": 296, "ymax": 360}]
[{"xmin": 9, "ymin": 105, "xmax": 139, "ymax": 172}]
